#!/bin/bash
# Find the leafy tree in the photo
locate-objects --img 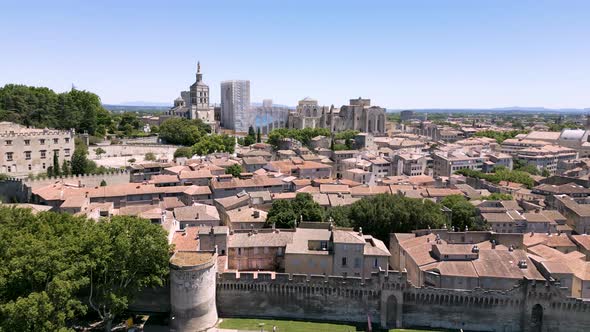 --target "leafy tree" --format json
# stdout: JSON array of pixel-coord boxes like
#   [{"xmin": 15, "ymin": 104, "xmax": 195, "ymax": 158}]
[
  {"xmin": 266, "ymin": 193, "xmax": 324, "ymax": 228},
  {"xmin": 127, "ymin": 158, "xmax": 136, "ymax": 164},
  {"xmin": 225, "ymin": 164, "xmax": 243, "ymax": 177},
  {"xmin": 94, "ymin": 147, "xmax": 106, "ymax": 159},
  {"xmin": 474, "ymin": 129, "xmax": 529, "ymax": 143},
  {"xmin": 87, "ymin": 216, "xmax": 170, "ymax": 331},
  {"xmin": 0, "ymin": 208, "xmax": 93, "ymax": 332},
  {"xmin": 248, "ymin": 126, "xmax": 256, "ymax": 138},
  {"xmin": 256, "ymin": 127, "xmax": 262, "ymax": 143},
  {"xmin": 100, "ymin": 179, "xmax": 107, "ymax": 187},
  {"xmin": 440, "ymin": 195, "xmax": 477, "ymax": 231},
  {"xmin": 71, "ymin": 147, "xmax": 89, "ymax": 175},
  {"xmin": 191, "ymin": 134, "xmax": 235, "ymax": 156},
  {"xmin": 334, "ymin": 130, "xmax": 359, "ymax": 149},
  {"xmin": 481, "ymin": 193, "xmax": 513, "ymax": 200},
  {"xmin": 324, "ymin": 194, "xmax": 446, "ymax": 243},
  {"xmin": 61, "ymin": 160, "xmax": 71, "ymax": 176},
  {"xmin": 159, "ymin": 118, "xmax": 210, "ymax": 146},
  {"xmin": 0, "ymin": 84, "xmax": 111, "ymax": 135},
  {"xmin": 267, "ymin": 128, "xmax": 331, "ymax": 149},
  {"xmin": 541, "ymin": 168, "xmax": 551, "ymax": 177},
  {"xmin": 266, "ymin": 199, "xmax": 299, "ymax": 228},
  {"xmin": 292, "ymin": 193, "xmax": 324, "ymax": 222},
  {"xmin": 456, "ymin": 167, "xmax": 534, "ymax": 189},
  {"xmin": 173, "ymin": 147, "xmax": 193, "ymax": 159},
  {"xmin": 144, "ymin": 152, "xmax": 157, "ymax": 161},
  {"xmin": 324, "ymin": 205, "xmax": 350, "ymax": 227}
]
